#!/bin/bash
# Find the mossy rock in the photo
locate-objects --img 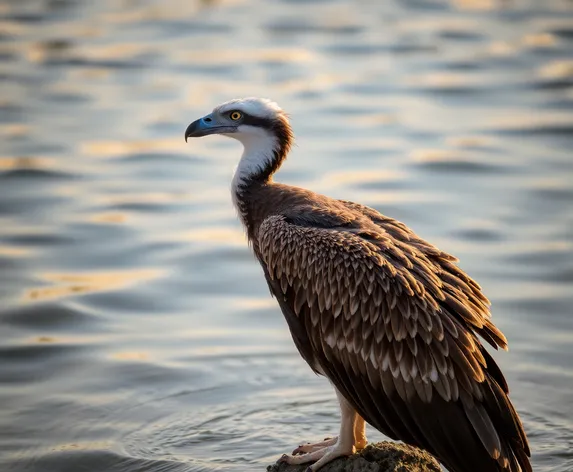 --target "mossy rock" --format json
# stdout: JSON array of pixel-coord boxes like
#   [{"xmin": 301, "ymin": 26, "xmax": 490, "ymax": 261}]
[{"xmin": 266, "ymin": 441, "xmax": 441, "ymax": 472}]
